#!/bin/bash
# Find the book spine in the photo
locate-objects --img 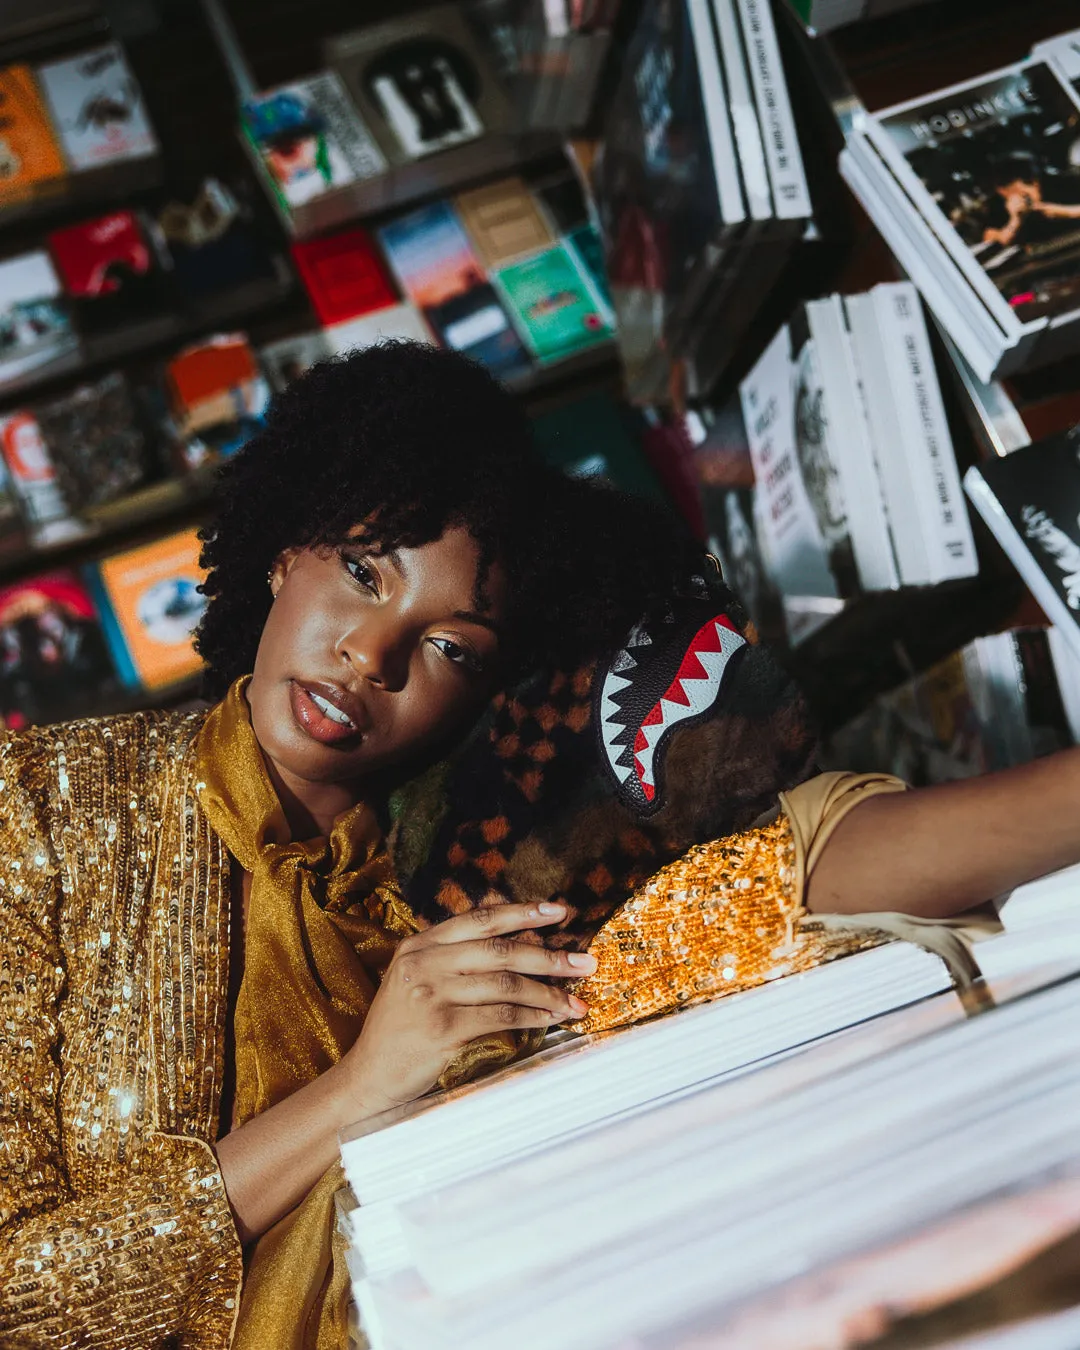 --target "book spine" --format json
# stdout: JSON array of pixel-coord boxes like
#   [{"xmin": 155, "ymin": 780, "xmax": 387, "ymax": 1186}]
[
  {"xmin": 843, "ymin": 292, "xmax": 932, "ymax": 587},
  {"xmin": 875, "ymin": 283, "xmax": 978, "ymax": 582},
  {"xmin": 81, "ymin": 562, "xmax": 139, "ymax": 689},
  {"xmin": 732, "ymin": 0, "xmax": 811, "ymax": 219},
  {"xmin": 710, "ymin": 0, "xmax": 772, "ymax": 221},
  {"xmin": 806, "ymin": 295, "xmax": 900, "ymax": 591},
  {"xmin": 686, "ymin": 0, "xmax": 746, "ymax": 228}
]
